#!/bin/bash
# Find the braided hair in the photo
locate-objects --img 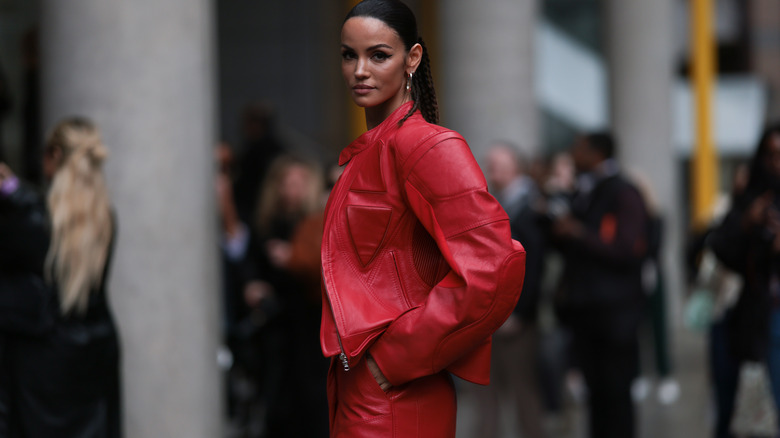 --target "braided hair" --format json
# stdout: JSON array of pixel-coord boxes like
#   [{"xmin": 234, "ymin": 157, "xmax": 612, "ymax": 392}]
[{"xmin": 345, "ymin": 0, "xmax": 439, "ymax": 125}]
